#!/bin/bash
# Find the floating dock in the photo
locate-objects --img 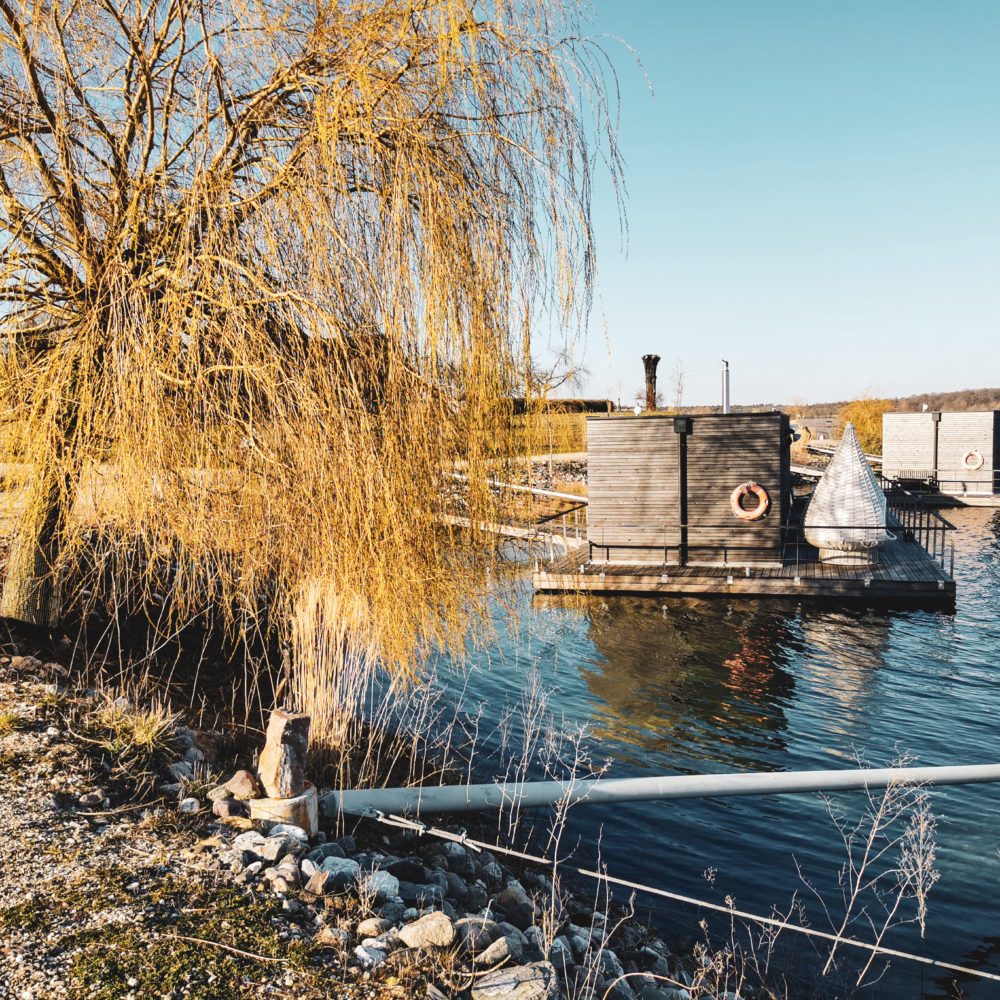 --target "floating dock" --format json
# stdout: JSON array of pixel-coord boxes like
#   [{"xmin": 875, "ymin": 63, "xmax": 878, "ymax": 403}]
[
  {"xmin": 532, "ymin": 533, "xmax": 954, "ymax": 605},
  {"xmin": 533, "ymin": 497, "xmax": 957, "ymax": 607},
  {"xmin": 531, "ymin": 529, "xmax": 955, "ymax": 607},
  {"xmin": 523, "ymin": 413, "xmax": 958, "ymax": 608}
]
